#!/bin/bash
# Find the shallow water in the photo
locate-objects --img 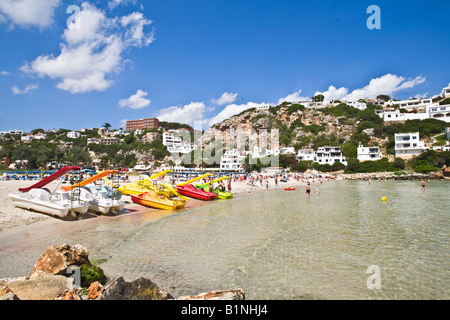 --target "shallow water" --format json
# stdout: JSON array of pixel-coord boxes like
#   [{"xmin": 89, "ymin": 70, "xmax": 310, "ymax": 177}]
[{"xmin": 0, "ymin": 180, "xmax": 449, "ymax": 299}]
